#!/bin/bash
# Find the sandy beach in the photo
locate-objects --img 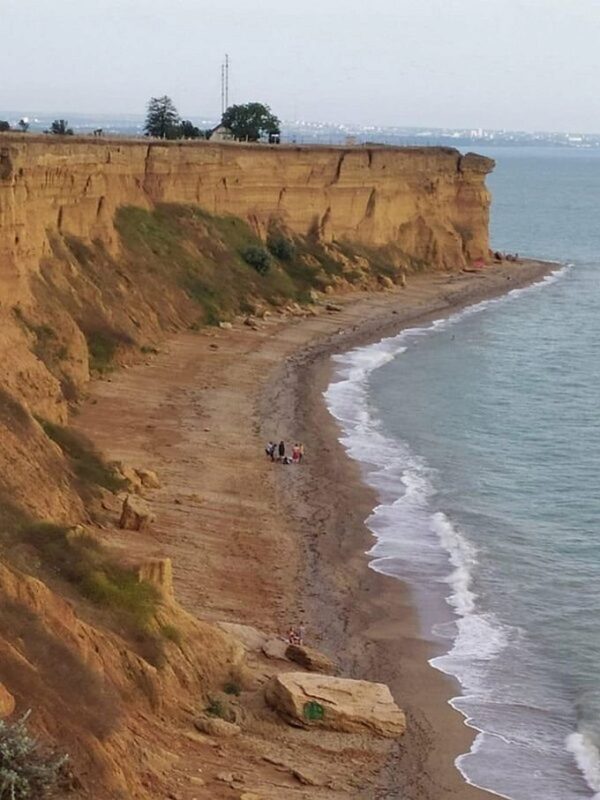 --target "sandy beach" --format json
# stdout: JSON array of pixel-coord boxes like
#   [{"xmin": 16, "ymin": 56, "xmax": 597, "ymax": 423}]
[{"xmin": 75, "ymin": 259, "xmax": 553, "ymax": 798}]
